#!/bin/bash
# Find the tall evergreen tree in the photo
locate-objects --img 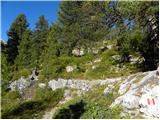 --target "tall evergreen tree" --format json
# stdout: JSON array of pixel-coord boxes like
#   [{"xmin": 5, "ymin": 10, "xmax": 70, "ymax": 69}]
[
  {"xmin": 7, "ymin": 14, "xmax": 28, "ymax": 64},
  {"xmin": 15, "ymin": 29, "xmax": 32, "ymax": 68},
  {"xmin": 58, "ymin": 1, "xmax": 109, "ymax": 55},
  {"xmin": 41, "ymin": 24, "xmax": 61, "ymax": 79},
  {"xmin": 114, "ymin": 1, "xmax": 159, "ymax": 69},
  {"xmin": 30, "ymin": 15, "xmax": 49, "ymax": 66}
]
